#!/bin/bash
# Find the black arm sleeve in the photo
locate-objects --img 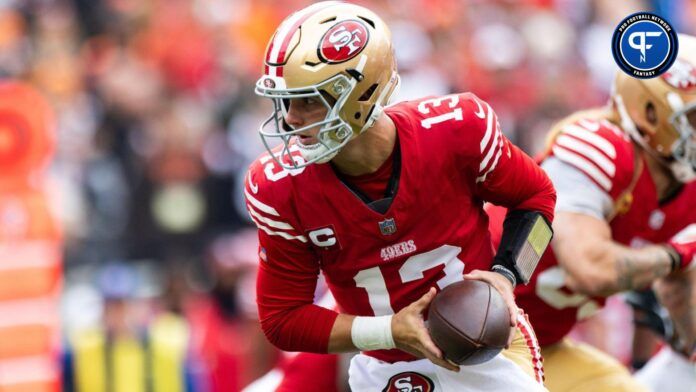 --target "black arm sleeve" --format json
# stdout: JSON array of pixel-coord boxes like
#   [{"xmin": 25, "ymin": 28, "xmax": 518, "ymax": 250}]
[{"xmin": 491, "ymin": 209, "xmax": 553, "ymax": 285}]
